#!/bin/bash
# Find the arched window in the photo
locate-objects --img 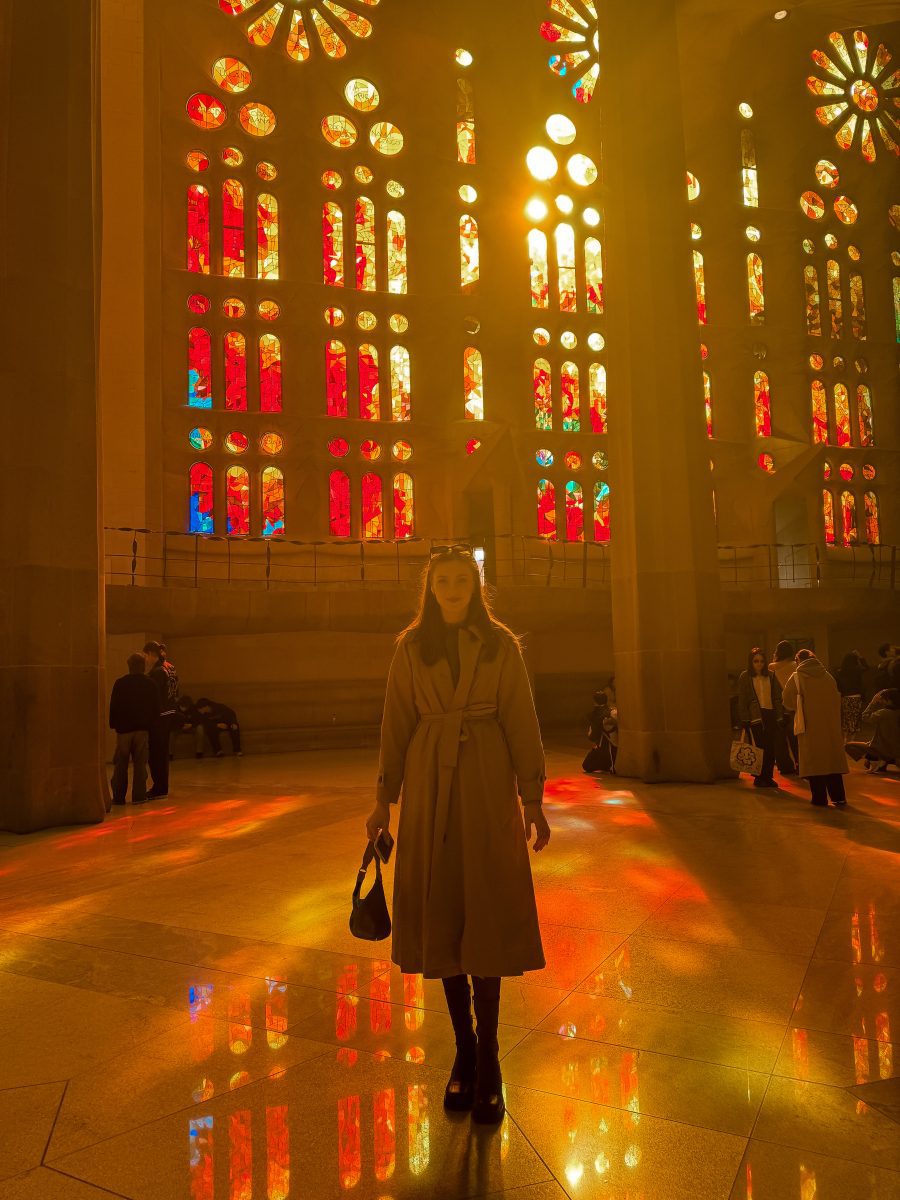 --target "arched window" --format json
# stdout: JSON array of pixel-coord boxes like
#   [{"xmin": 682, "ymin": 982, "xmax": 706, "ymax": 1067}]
[
  {"xmin": 359, "ymin": 344, "xmax": 380, "ymax": 420},
  {"xmin": 894, "ymin": 277, "xmax": 900, "ymax": 343},
  {"xmin": 534, "ymin": 358, "xmax": 552, "ymax": 431},
  {"xmin": 840, "ymin": 490, "xmax": 857, "ymax": 546},
  {"xmin": 594, "ymin": 481, "xmax": 610, "ymax": 543},
  {"xmin": 823, "ymin": 489, "xmax": 835, "ymax": 545},
  {"xmin": 459, "ymin": 214, "xmax": 479, "ymax": 292},
  {"xmin": 390, "ymin": 346, "xmax": 411, "ymax": 421},
  {"xmin": 386, "ymin": 210, "xmax": 407, "ymax": 294},
  {"xmin": 323, "ymin": 201, "xmax": 344, "ymax": 287},
  {"xmin": 584, "ymin": 238, "xmax": 603, "ymax": 314},
  {"xmin": 589, "ymin": 363, "xmax": 607, "ymax": 434},
  {"xmin": 804, "ymin": 266, "xmax": 821, "ymax": 336},
  {"xmin": 355, "ymin": 197, "xmax": 376, "ymax": 291},
  {"xmin": 226, "ymin": 466, "xmax": 250, "ymax": 537},
  {"xmin": 740, "ymin": 129, "xmax": 758, "ymax": 207},
  {"xmin": 811, "ymin": 380, "xmax": 828, "ymax": 444},
  {"xmin": 259, "ymin": 334, "xmax": 282, "ymax": 412},
  {"xmin": 456, "ymin": 77, "xmax": 476, "ymax": 163},
  {"xmin": 393, "ymin": 473, "xmax": 414, "ymax": 540},
  {"xmin": 361, "ymin": 473, "xmax": 384, "ymax": 540},
  {"xmin": 753, "ymin": 370, "xmax": 771, "ymax": 437},
  {"xmin": 329, "ymin": 470, "xmax": 351, "ymax": 537},
  {"xmin": 261, "ymin": 467, "xmax": 284, "ymax": 538},
  {"xmin": 561, "ymin": 362, "xmax": 580, "ymax": 432},
  {"xmin": 222, "ymin": 180, "xmax": 245, "ymax": 277},
  {"xmin": 189, "ymin": 463, "xmax": 214, "ymax": 534},
  {"xmin": 826, "ymin": 259, "xmax": 842, "ymax": 338},
  {"xmin": 528, "ymin": 229, "xmax": 549, "ymax": 308},
  {"xmin": 857, "ymin": 384, "xmax": 874, "ymax": 447},
  {"xmin": 257, "ymin": 194, "xmax": 279, "ymax": 280},
  {"xmin": 834, "ymin": 383, "xmax": 851, "ymax": 447},
  {"xmin": 692, "ymin": 249, "xmax": 707, "ymax": 324},
  {"xmin": 537, "ymin": 479, "xmax": 556, "ymax": 539},
  {"xmin": 224, "ymin": 332, "xmax": 247, "ymax": 412},
  {"xmin": 555, "ymin": 224, "xmax": 576, "ymax": 312},
  {"xmin": 188, "ymin": 327, "xmax": 212, "ymax": 408},
  {"xmin": 864, "ymin": 492, "xmax": 880, "ymax": 545},
  {"xmin": 849, "ymin": 274, "xmax": 866, "ymax": 339},
  {"xmin": 463, "ymin": 347, "xmax": 483, "ymax": 420},
  {"xmin": 747, "ymin": 253, "xmax": 764, "ymax": 324},
  {"xmin": 326, "ymin": 340, "xmax": 348, "ymax": 417},
  {"xmin": 703, "ymin": 371, "xmax": 713, "ymax": 438},
  {"xmin": 565, "ymin": 481, "xmax": 584, "ymax": 542},
  {"xmin": 187, "ymin": 184, "xmax": 210, "ymax": 274}
]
